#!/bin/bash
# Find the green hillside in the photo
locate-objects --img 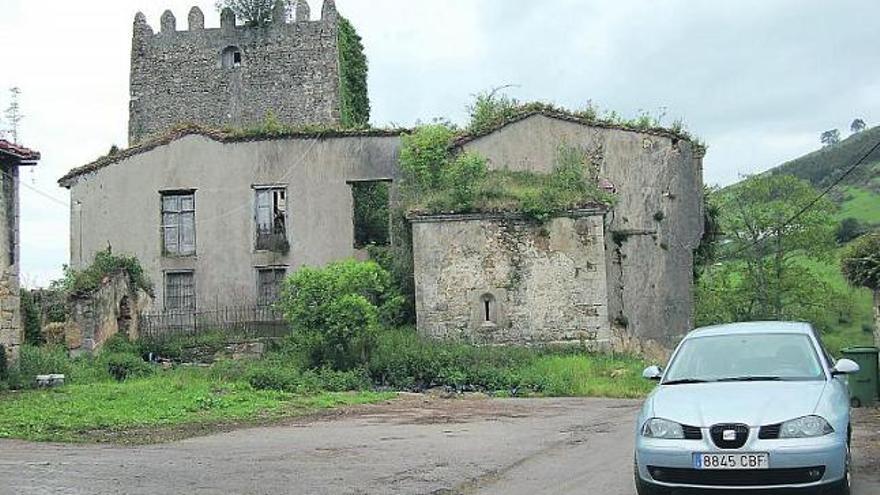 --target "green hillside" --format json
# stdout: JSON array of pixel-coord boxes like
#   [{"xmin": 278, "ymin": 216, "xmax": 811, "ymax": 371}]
[{"xmin": 771, "ymin": 125, "xmax": 880, "ymax": 228}]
